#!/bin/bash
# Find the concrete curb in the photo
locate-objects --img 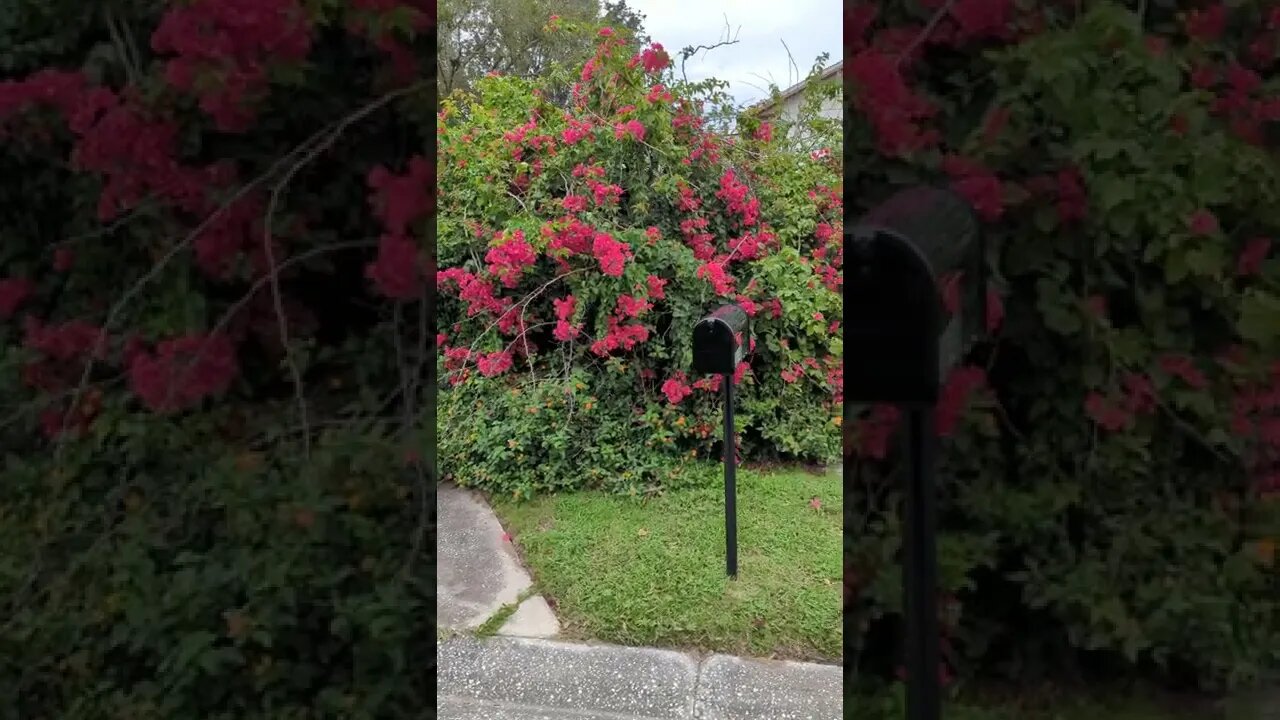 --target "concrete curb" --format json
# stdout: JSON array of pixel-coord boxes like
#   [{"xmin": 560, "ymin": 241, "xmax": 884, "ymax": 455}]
[{"xmin": 438, "ymin": 636, "xmax": 842, "ymax": 720}]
